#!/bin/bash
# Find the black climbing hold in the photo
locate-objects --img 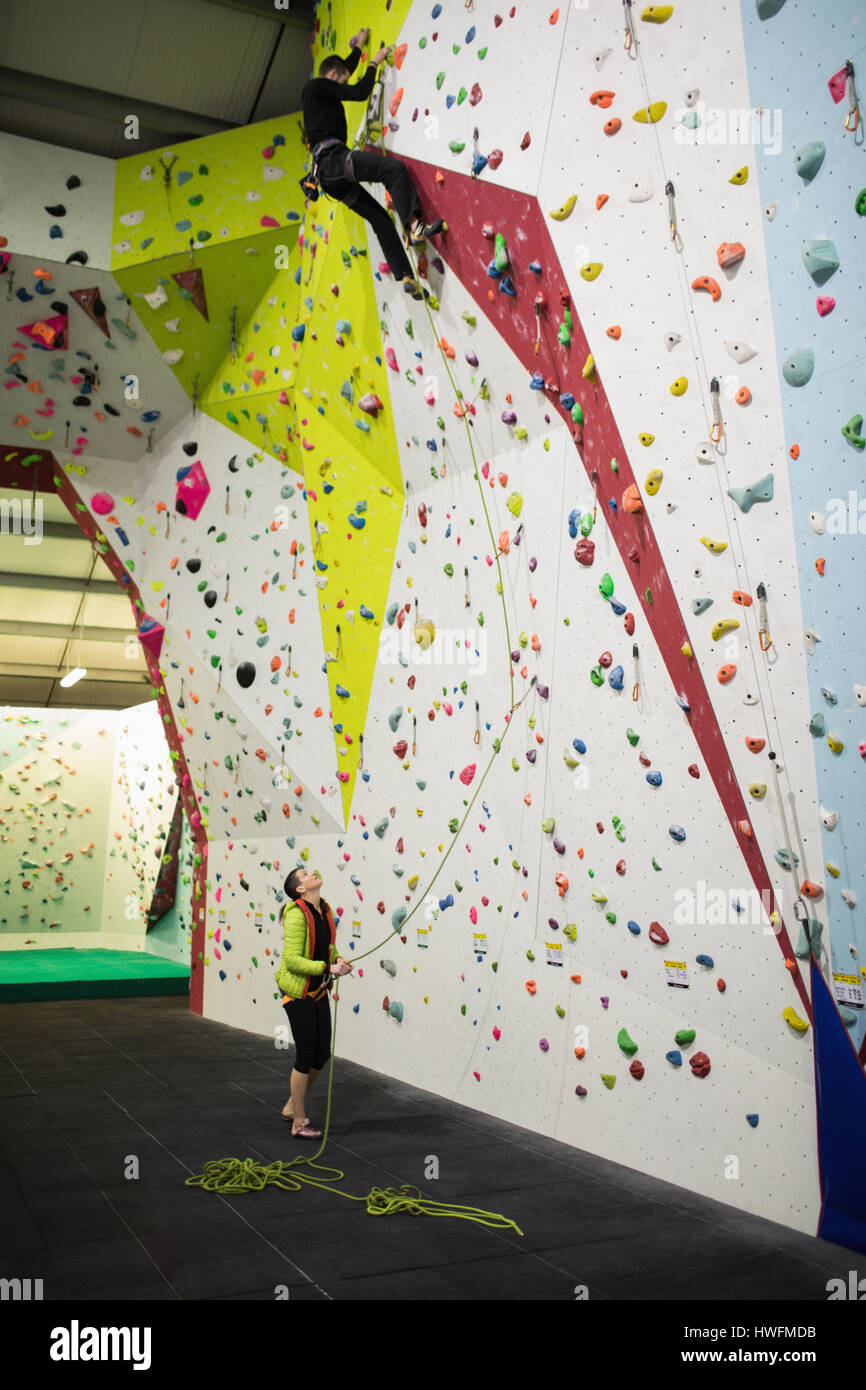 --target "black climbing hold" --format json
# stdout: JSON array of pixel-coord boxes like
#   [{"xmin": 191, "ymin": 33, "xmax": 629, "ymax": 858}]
[
  {"xmin": 71, "ymin": 395, "xmax": 91, "ymax": 407},
  {"xmin": 186, "ymin": 558, "xmax": 202, "ymax": 573},
  {"xmin": 103, "ymin": 403, "xmax": 119, "ymax": 416},
  {"xmin": 65, "ymin": 251, "xmax": 88, "ymax": 265},
  {"xmin": 182, "ymin": 442, "xmax": 198, "ymax": 456},
  {"xmin": 51, "ymin": 301, "xmax": 67, "ymax": 315},
  {"xmin": 66, "ymin": 175, "xmax": 81, "ymax": 190},
  {"xmin": 236, "ymin": 662, "xmax": 256, "ymax": 688},
  {"xmin": 93, "ymin": 297, "xmax": 106, "ymax": 317},
  {"xmin": 44, "ymin": 204, "xmax": 66, "ymax": 217},
  {"xmin": 203, "ymin": 589, "xmax": 217, "ymax": 607},
  {"xmin": 227, "ymin": 455, "xmax": 238, "ymax": 472}
]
